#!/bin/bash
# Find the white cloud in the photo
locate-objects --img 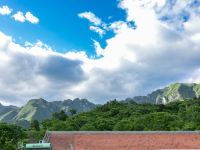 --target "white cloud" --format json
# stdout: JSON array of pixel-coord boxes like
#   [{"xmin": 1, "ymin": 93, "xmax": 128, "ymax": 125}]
[
  {"xmin": 89, "ymin": 26, "xmax": 105, "ymax": 36},
  {"xmin": 78, "ymin": 12, "xmax": 110, "ymax": 37},
  {"xmin": 25, "ymin": 12, "xmax": 39, "ymax": 24},
  {"xmin": 75, "ymin": 0, "xmax": 200, "ymax": 102},
  {"xmin": 109, "ymin": 21, "xmax": 129, "ymax": 34},
  {"xmin": 12, "ymin": 11, "xmax": 39, "ymax": 24},
  {"xmin": 187, "ymin": 68, "xmax": 200, "ymax": 83},
  {"xmin": 0, "ymin": 31, "xmax": 87, "ymax": 105},
  {"xmin": 1, "ymin": 0, "xmax": 200, "ymax": 105},
  {"xmin": 93, "ymin": 40, "xmax": 105, "ymax": 56},
  {"xmin": 78, "ymin": 11, "xmax": 102, "ymax": 26},
  {"xmin": 0, "ymin": 6, "xmax": 12, "ymax": 15},
  {"xmin": 12, "ymin": 11, "xmax": 25, "ymax": 22}
]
